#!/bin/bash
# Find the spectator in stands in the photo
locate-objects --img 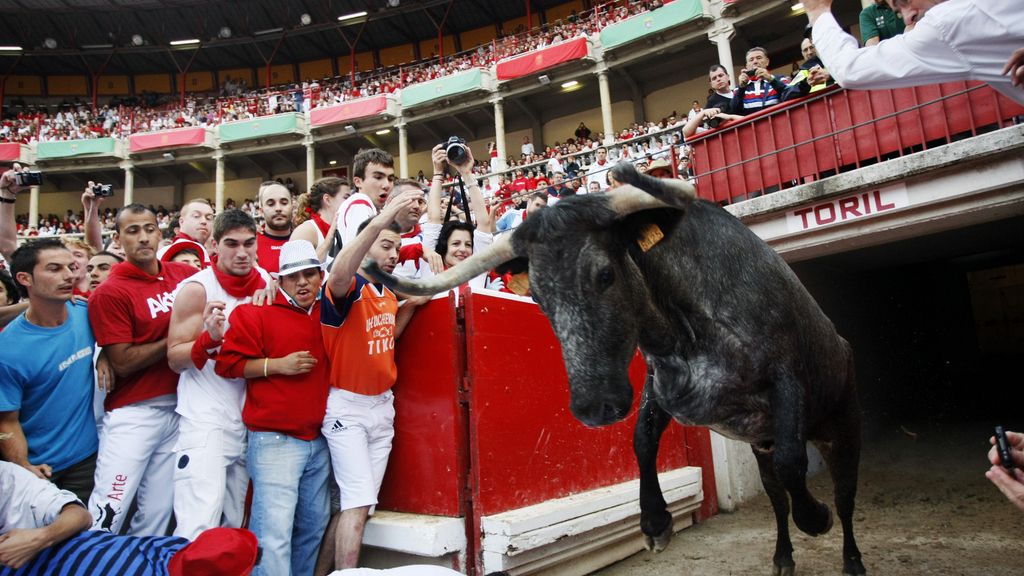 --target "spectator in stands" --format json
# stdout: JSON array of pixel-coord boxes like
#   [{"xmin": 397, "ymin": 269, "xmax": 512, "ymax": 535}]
[
  {"xmin": 335, "ymin": 149, "xmax": 396, "ymax": 246},
  {"xmin": 256, "ymin": 181, "xmax": 294, "ymax": 274},
  {"xmin": 547, "ymin": 172, "xmax": 571, "ymax": 201},
  {"xmin": 521, "ymin": 136, "xmax": 535, "ymax": 157},
  {"xmin": 0, "ymin": 458, "xmax": 92, "ymax": 570},
  {"xmin": 784, "ymin": 37, "xmax": 835, "ymax": 100},
  {"xmin": 0, "ymin": 270, "xmax": 18, "ymax": 308},
  {"xmin": 293, "ymin": 177, "xmax": 351, "ymax": 265},
  {"xmin": 496, "ymin": 192, "xmax": 548, "ymax": 234},
  {"xmin": 320, "ymin": 189, "xmax": 429, "ymax": 570},
  {"xmin": 732, "ymin": 47, "xmax": 790, "ymax": 115},
  {"xmin": 585, "ymin": 146, "xmax": 610, "ymax": 190},
  {"xmin": 687, "ymin": 100, "xmax": 703, "ymax": 121},
  {"xmin": 803, "ymin": 0, "xmax": 1024, "ymax": 105},
  {"xmin": 860, "ymin": 0, "xmax": 905, "ymax": 46},
  {"xmin": 682, "ymin": 65, "xmax": 744, "ymax": 138},
  {"xmin": 575, "ymin": 122, "xmax": 592, "ymax": 141},
  {"xmin": 216, "ymin": 239, "xmax": 331, "ymax": 576},
  {"xmin": 0, "ymin": 239, "xmax": 109, "ymax": 504},
  {"xmin": 167, "ymin": 210, "xmax": 270, "ymax": 541},
  {"xmin": 87, "ymin": 205, "xmax": 197, "ymax": 537},
  {"xmin": 86, "ymin": 251, "xmax": 123, "ymax": 293}
]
